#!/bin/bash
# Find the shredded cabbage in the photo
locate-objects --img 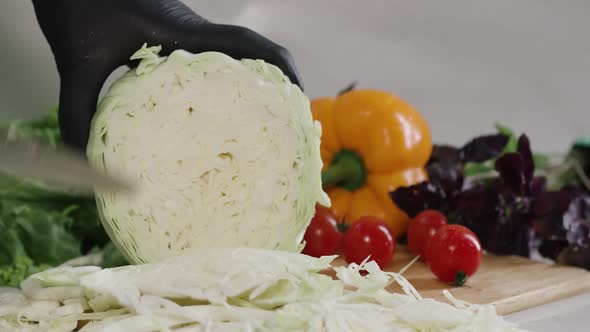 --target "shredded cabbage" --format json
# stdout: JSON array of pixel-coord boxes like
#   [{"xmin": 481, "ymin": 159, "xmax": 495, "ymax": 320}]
[{"xmin": 0, "ymin": 249, "xmax": 526, "ymax": 331}]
